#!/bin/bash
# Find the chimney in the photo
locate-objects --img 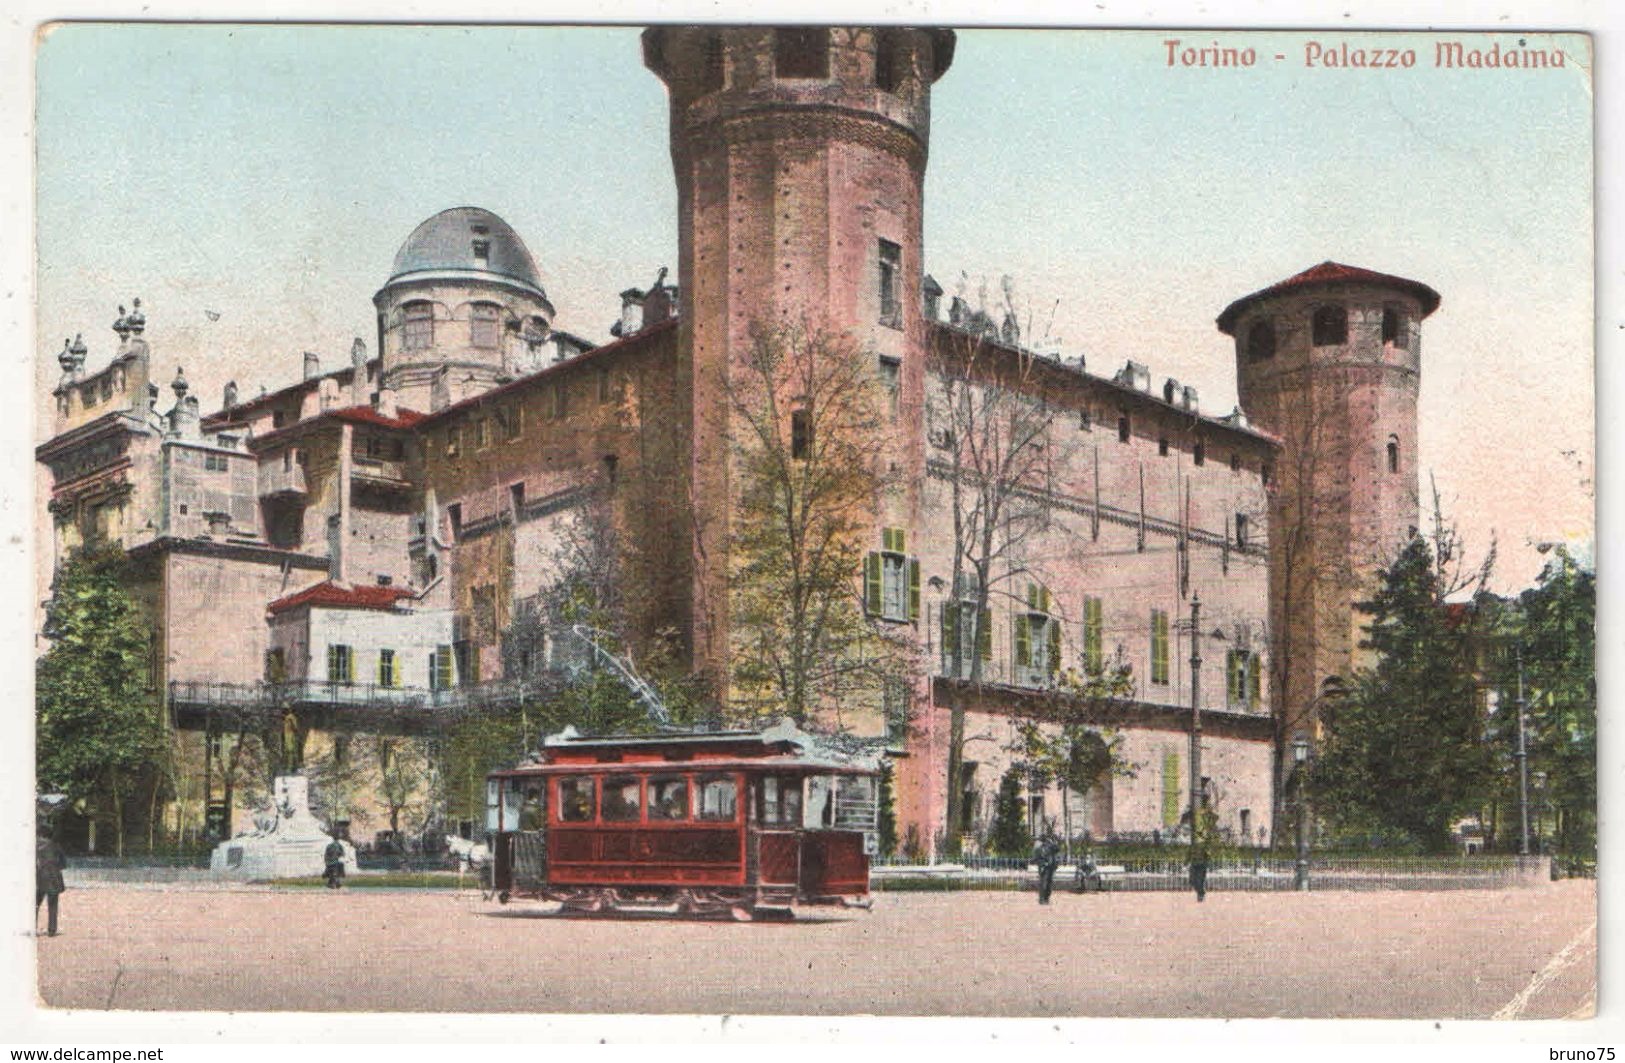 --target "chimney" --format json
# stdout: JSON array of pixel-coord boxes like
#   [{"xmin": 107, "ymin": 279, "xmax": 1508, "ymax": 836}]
[
  {"xmin": 1182, "ymin": 385, "xmax": 1199, "ymax": 413},
  {"xmin": 1163, "ymin": 378, "xmax": 1180, "ymax": 404},
  {"xmin": 318, "ymin": 377, "xmax": 340, "ymax": 411},
  {"xmin": 430, "ymin": 367, "xmax": 451, "ymax": 413},
  {"xmin": 948, "ymin": 296, "xmax": 970, "ymax": 328},
  {"xmin": 223, "ymin": 380, "xmax": 239, "ymax": 411},
  {"xmin": 303, "ymin": 351, "xmax": 321, "ymax": 380},
  {"xmin": 1000, "ymin": 311, "xmax": 1020, "ymax": 347},
  {"xmin": 349, "ymin": 337, "xmax": 368, "ymax": 405},
  {"xmin": 375, "ymin": 387, "xmax": 398, "ymax": 421},
  {"xmin": 1117, "ymin": 361, "xmax": 1150, "ymax": 392},
  {"xmin": 618, "ymin": 288, "xmax": 646, "ymax": 337},
  {"xmin": 922, "ymin": 275, "xmax": 943, "ymax": 321}
]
